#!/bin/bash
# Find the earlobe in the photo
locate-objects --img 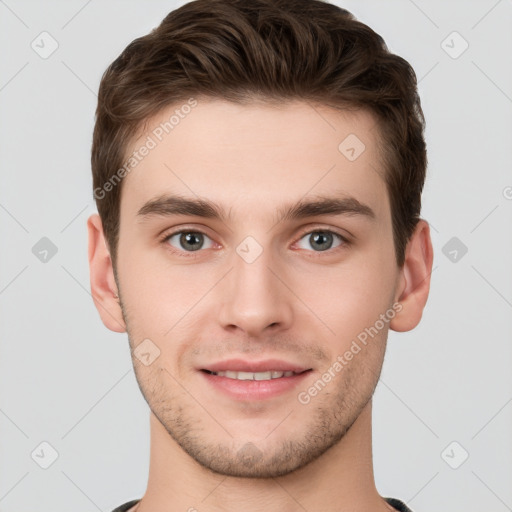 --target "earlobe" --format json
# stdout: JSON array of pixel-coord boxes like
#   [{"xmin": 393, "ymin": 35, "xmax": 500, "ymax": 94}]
[
  {"xmin": 390, "ymin": 219, "xmax": 434, "ymax": 333},
  {"xmin": 87, "ymin": 213, "xmax": 126, "ymax": 333}
]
